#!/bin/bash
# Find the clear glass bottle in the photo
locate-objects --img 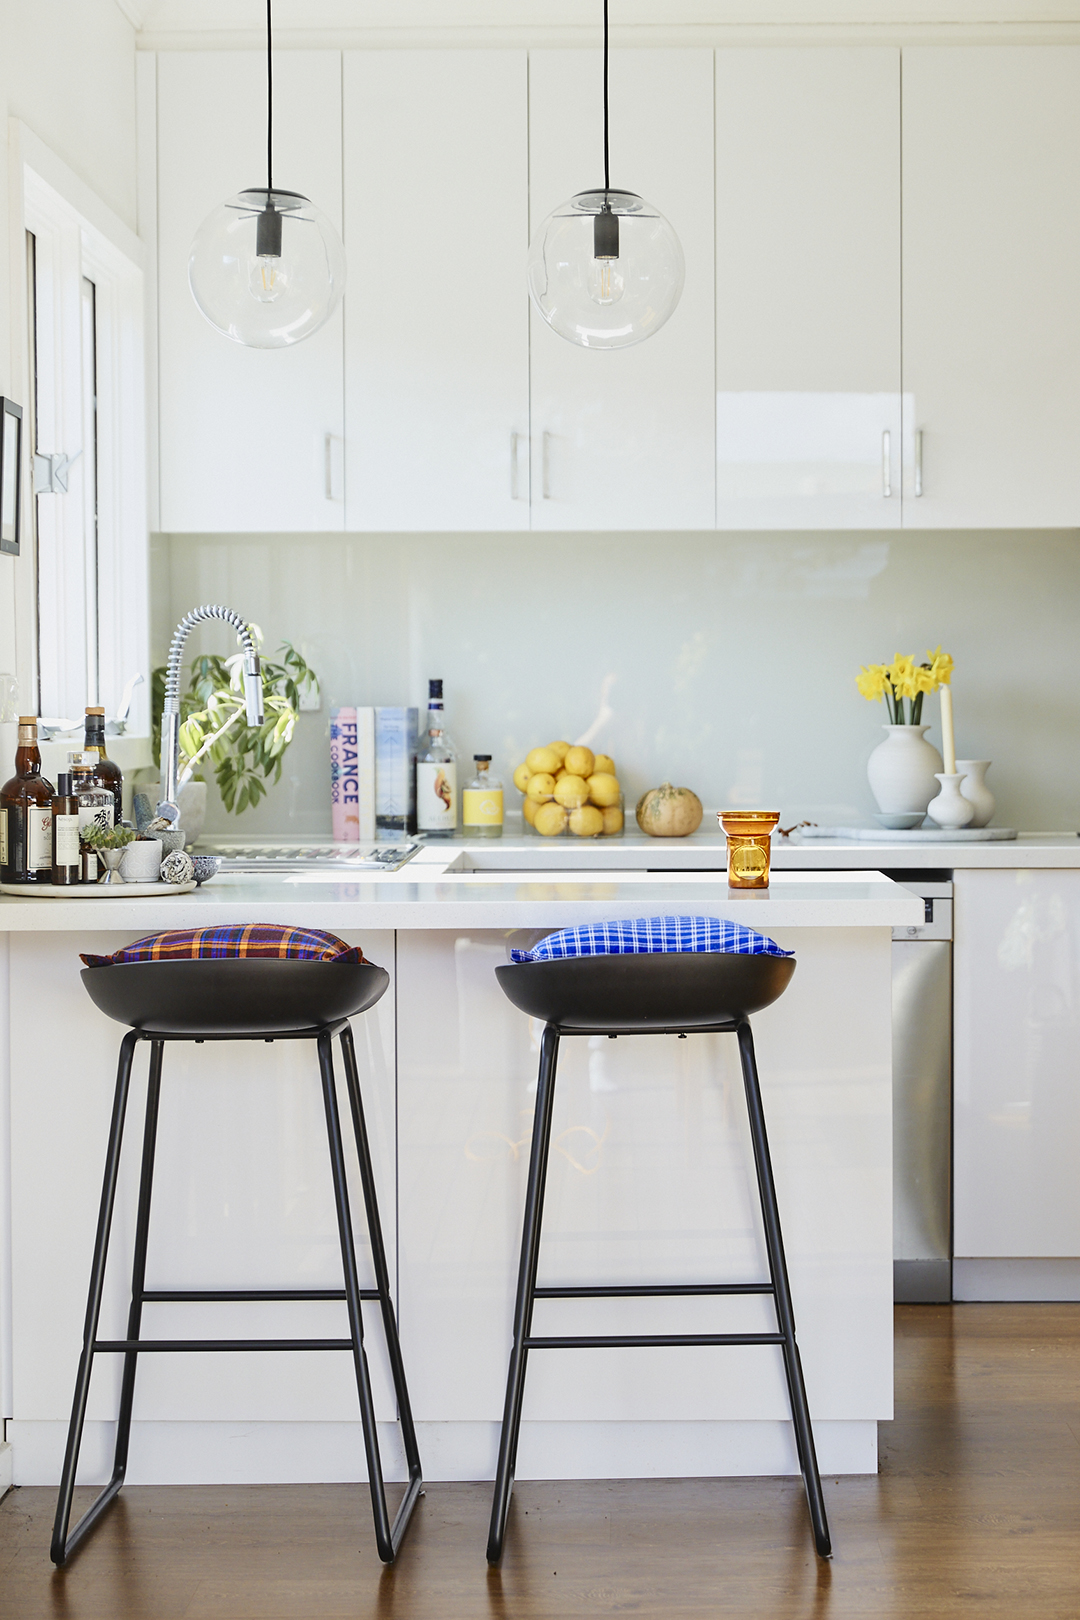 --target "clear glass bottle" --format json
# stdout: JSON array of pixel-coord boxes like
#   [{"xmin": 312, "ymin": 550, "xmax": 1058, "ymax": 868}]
[
  {"xmin": 462, "ymin": 755, "xmax": 503, "ymax": 839},
  {"xmin": 0, "ymin": 717, "xmax": 56, "ymax": 884},
  {"xmin": 83, "ymin": 706, "xmax": 124, "ymax": 822},
  {"xmin": 416, "ymin": 679, "xmax": 457, "ymax": 838},
  {"xmin": 71, "ymin": 750, "xmax": 115, "ymax": 847},
  {"xmin": 51, "ymin": 771, "xmax": 81, "ymax": 886}
]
